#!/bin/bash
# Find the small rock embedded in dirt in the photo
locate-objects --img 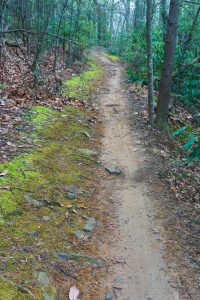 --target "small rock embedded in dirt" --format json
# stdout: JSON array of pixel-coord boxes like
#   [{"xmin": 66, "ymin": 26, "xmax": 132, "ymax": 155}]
[
  {"xmin": 105, "ymin": 166, "xmax": 123, "ymax": 175},
  {"xmin": 67, "ymin": 186, "xmax": 78, "ymax": 199},
  {"xmin": 24, "ymin": 194, "xmax": 43, "ymax": 208},
  {"xmin": 77, "ymin": 148, "xmax": 97, "ymax": 157},
  {"xmin": 42, "ymin": 216, "xmax": 50, "ymax": 222},
  {"xmin": 74, "ymin": 230, "xmax": 85, "ymax": 239},
  {"xmin": 26, "ymin": 231, "xmax": 38, "ymax": 236},
  {"xmin": 105, "ymin": 290, "xmax": 115, "ymax": 300},
  {"xmin": 114, "ymin": 276, "xmax": 124, "ymax": 286},
  {"xmin": 67, "ymin": 191, "xmax": 77, "ymax": 199},
  {"xmin": 55, "ymin": 252, "xmax": 105, "ymax": 266},
  {"xmin": 84, "ymin": 223, "xmax": 94, "ymax": 232},
  {"xmin": 38, "ymin": 272, "xmax": 57, "ymax": 300},
  {"xmin": 83, "ymin": 217, "xmax": 96, "ymax": 232}
]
